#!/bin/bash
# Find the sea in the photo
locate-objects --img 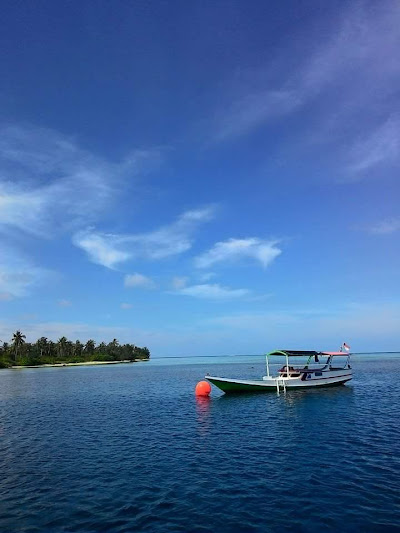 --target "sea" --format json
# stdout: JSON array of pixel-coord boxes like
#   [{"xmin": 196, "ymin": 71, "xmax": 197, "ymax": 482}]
[{"xmin": 0, "ymin": 353, "xmax": 399, "ymax": 532}]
